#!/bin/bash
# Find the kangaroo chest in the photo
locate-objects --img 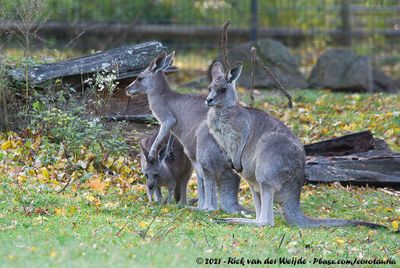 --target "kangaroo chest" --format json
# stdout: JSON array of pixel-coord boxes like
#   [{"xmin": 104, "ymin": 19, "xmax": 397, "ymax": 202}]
[{"xmin": 207, "ymin": 109, "xmax": 238, "ymax": 159}]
